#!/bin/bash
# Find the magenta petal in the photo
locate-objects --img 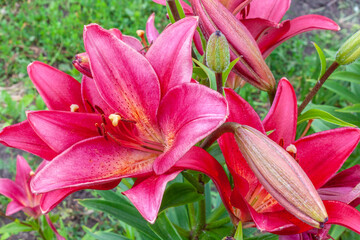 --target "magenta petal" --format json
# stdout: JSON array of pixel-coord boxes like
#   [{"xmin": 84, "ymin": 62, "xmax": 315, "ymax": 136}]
[
  {"xmin": 123, "ymin": 171, "xmax": 180, "ymax": 223},
  {"xmin": 146, "ymin": 13, "xmax": 160, "ymax": 44},
  {"xmin": 122, "ymin": 35, "xmax": 145, "ymax": 53},
  {"xmin": 45, "ymin": 214, "xmax": 66, "ymax": 240},
  {"xmin": 0, "ymin": 179, "xmax": 26, "ymax": 203},
  {"xmin": 15, "ymin": 155, "xmax": 32, "ymax": 187},
  {"xmin": 296, "ymin": 128, "xmax": 360, "ymax": 189},
  {"xmin": 154, "ymin": 83, "xmax": 228, "ymax": 174},
  {"xmin": 84, "ymin": 24, "xmax": 160, "ymax": 133},
  {"xmin": 27, "ymin": 61, "xmax": 84, "ymax": 111},
  {"xmin": 31, "ymin": 137, "xmax": 155, "ymax": 193},
  {"xmin": 318, "ymin": 165, "xmax": 360, "ymax": 204},
  {"xmin": 40, "ymin": 180, "xmax": 121, "ymax": 213},
  {"xmin": 259, "ymin": 15, "xmax": 340, "ymax": 58},
  {"xmin": 27, "ymin": 111, "xmax": 101, "ymax": 153},
  {"xmin": 0, "ymin": 120, "xmax": 58, "ymax": 160},
  {"xmin": 6, "ymin": 200, "xmax": 25, "ymax": 216},
  {"xmin": 241, "ymin": 18, "xmax": 279, "ymax": 41},
  {"xmin": 193, "ymin": 31, "xmax": 204, "ymax": 56},
  {"xmin": 246, "ymin": 0, "xmax": 291, "ymax": 23},
  {"xmin": 81, "ymin": 75, "xmax": 115, "ymax": 115},
  {"xmin": 146, "ymin": 17, "xmax": 198, "ymax": 96},
  {"xmin": 174, "ymin": 147, "xmax": 234, "ymax": 220},
  {"xmin": 325, "ymin": 200, "xmax": 360, "ymax": 234},
  {"xmin": 263, "ymin": 78, "xmax": 297, "ymax": 147}
]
